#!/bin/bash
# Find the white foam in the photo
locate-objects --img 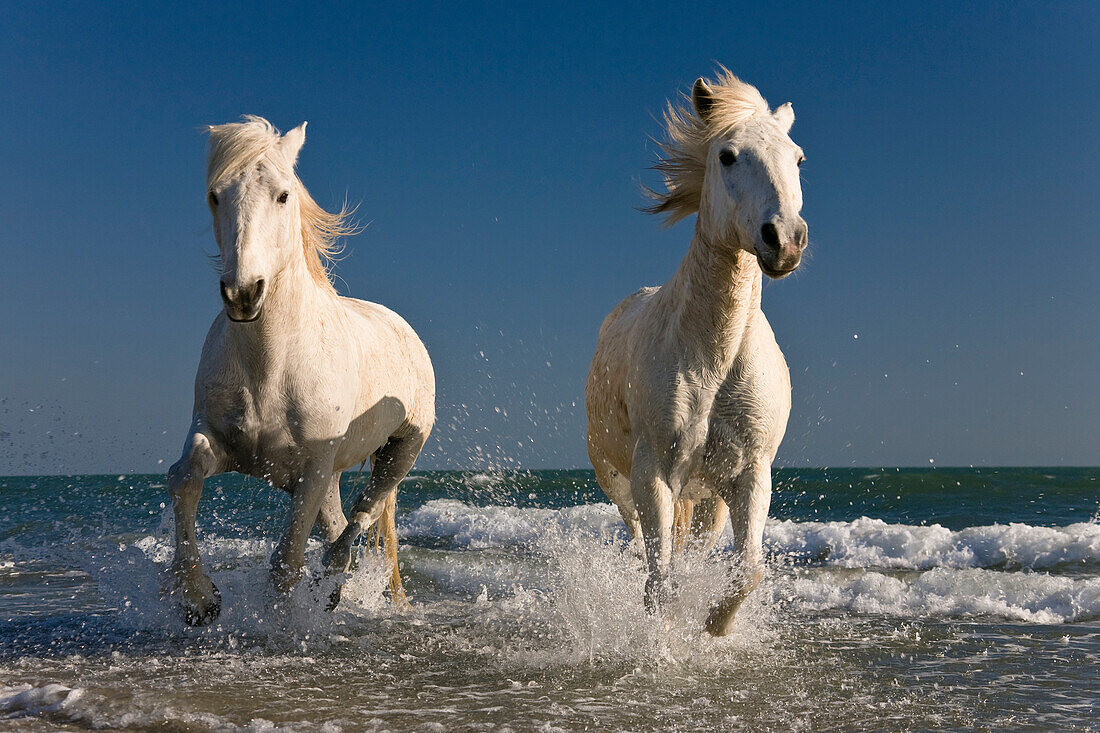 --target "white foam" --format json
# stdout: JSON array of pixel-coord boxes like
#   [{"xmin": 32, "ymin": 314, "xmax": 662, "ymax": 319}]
[
  {"xmin": 9, "ymin": 498, "xmax": 1099, "ymax": 639},
  {"xmin": 395, "ymin": 501, "xmax": 1100, "ymax": 625},
  {"xmin": 772, "ymin": 567, "xmax": 1100, "ymax": 624},
  {"xmin": 83, "ymin": 533, "xmax": 395, "ymax": 636},
  {"xmin": 764, "ymin": 517, "xmax": 1100, "ymax": 570},
  {"xmin": 400, "ymin": 500, "xmax": 1100, "ymax": 571},
  {"xmin": 400, "ymin": 499, "xmax": 625, "ymax": 549}
]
